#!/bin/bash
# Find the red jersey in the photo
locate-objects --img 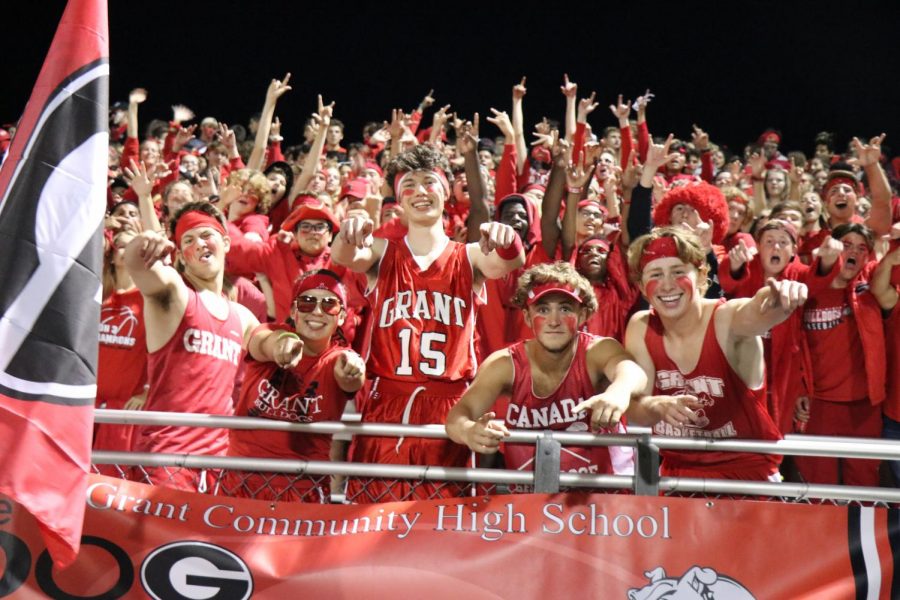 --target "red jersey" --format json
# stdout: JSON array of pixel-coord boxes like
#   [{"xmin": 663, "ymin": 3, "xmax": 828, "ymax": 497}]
[
  {"xmin": 504, "ymin": 332, "xmax": 633, "ymax": 482},
  {"xmin": 136, "ymin": 288, "xmax": 243, "ymax": 459},
  {"xmin": 97, "ymin": 288, "xmax": 147, "ymax": 404},
  {"xmin": 229, "ymin": 342, "xmax": 352, "ymax": 461},
  {"xmin": 645, "ymin": 301, "xmax": 781, "ymax": 477},
  {"xmin": 365, "ymin": 238, "xmax": 481, "ymax": 383},
  {"xmin": 802, "ymin": 286, "xmax": 869, "ymax": 402}
]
